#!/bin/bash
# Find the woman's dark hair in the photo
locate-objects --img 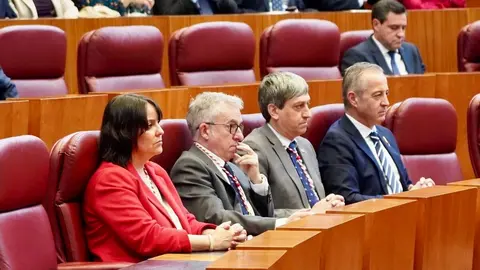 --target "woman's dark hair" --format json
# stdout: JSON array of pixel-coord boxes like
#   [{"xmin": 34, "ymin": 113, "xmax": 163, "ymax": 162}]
[{"xmin": 99, "ymin": 94, "xmax": 163, "ymax": 167}]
